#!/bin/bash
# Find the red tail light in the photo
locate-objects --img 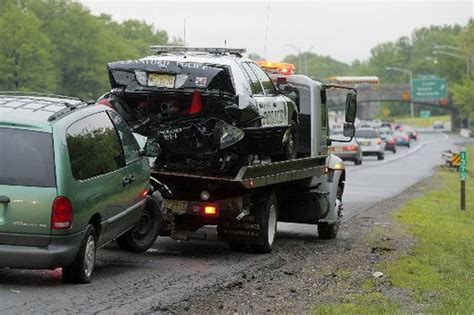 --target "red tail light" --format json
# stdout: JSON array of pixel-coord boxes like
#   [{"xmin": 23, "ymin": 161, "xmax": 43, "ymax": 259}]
[
  {"xmin": 413, "ymin": 132, "xmax": 417, "ymax": 136},
  {"xmin": 200, "ymin": 203, "xmax": 219, "ymax": 217},
  {"xmin": 389, "ymin": 139, "xmax": 396, "ymax": 144},
  {"xmin": 403, "ymin": 136, "xmax": 409, "ymax": 141},
  {"xmin": 186, "ymin": 90, "xmax": 202, "ymax": 114},
  {"xmin": 343, "ymin": 145, "xmax": 357, "ymax": 151},
  {"xmin": 375, "ymin": 138, "xmax": 382, "ymax": 145},
  {"xmin": 98, "ymin": 98, "xmax": 112, "ymax": 107},
  {"xmin": 52, "ymin": 197, "xmax": 73, "ymax": 229}
]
